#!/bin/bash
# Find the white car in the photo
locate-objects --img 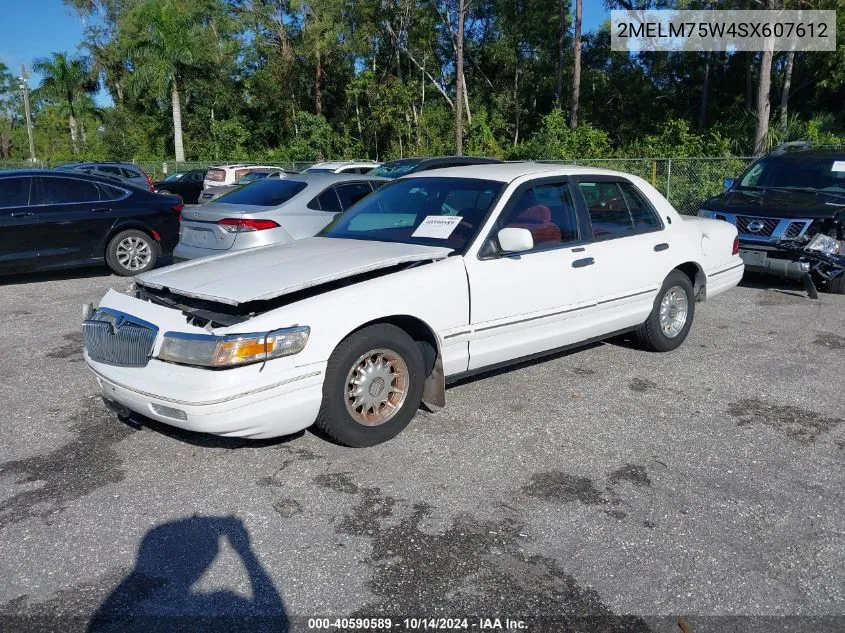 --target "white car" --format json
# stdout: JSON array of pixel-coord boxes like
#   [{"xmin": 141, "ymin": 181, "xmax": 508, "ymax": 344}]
[
  {"xmin": 303, "ymin": 160, "xmax": 381, "ymax": 175},
  {"xmin": 82, "ymin": 164, "xmax": 743, "ymax": 447},
  {"xmin": 203, "ymin": 164, "xmax": 283, "ymax": 190}
]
